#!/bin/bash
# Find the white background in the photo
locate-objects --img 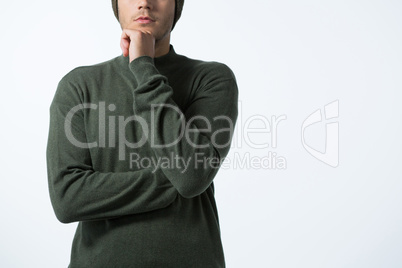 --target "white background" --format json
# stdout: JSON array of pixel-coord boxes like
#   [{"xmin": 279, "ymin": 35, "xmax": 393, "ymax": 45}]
[{"xmin": 1, "ymin": 0, "xmax": 401, "ymax": 267}]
